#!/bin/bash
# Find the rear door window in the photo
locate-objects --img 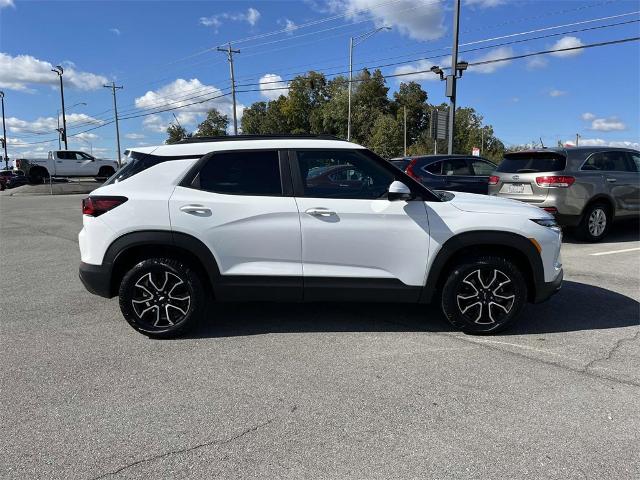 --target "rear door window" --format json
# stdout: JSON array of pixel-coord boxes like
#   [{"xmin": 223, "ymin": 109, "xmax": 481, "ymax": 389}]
[
  {"xmin": 196, "ymin": 150, "xmax": 282, "ymax": 196},
  {"xmin": 441, "ymin": 158, "xmax": 472, "ymax": 176},
  {"xmin": 583, "ymin": 151, "xmax": 633, "ymax": 172},
  {"xmin": 470, "ymin": 159, "xmax": 496, "ymax": 175},
  {"xmin": 497, "ymin": 153, "xmax": 566, "ymax": 173},
  {"xmin": 423, "ymin": 161, "xmax": 442, "ymax": 175}
]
